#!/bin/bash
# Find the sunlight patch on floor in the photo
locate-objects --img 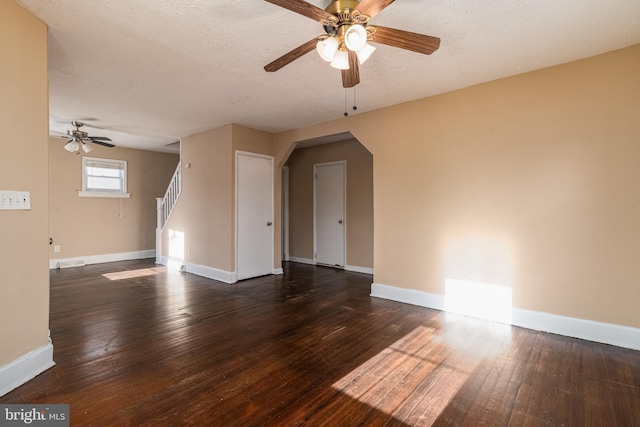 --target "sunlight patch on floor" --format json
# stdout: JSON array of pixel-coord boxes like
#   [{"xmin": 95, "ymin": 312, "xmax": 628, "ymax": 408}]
[
  {"xmin": 102, "ymin": 267, "xmax": 165, "ymax": 281},
  {"xmin": 332, "ymin": 325, "xmax": 479, "ymax": 425}
]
